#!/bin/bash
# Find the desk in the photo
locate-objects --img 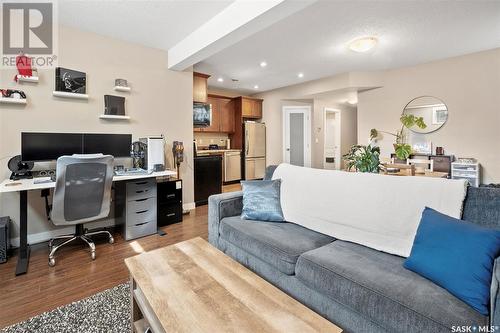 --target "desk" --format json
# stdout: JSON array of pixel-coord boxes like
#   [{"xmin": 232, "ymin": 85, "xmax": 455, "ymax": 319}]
[{"xmin": 0, "ymin": 170, "xmax": 176, "ymax": 275}]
